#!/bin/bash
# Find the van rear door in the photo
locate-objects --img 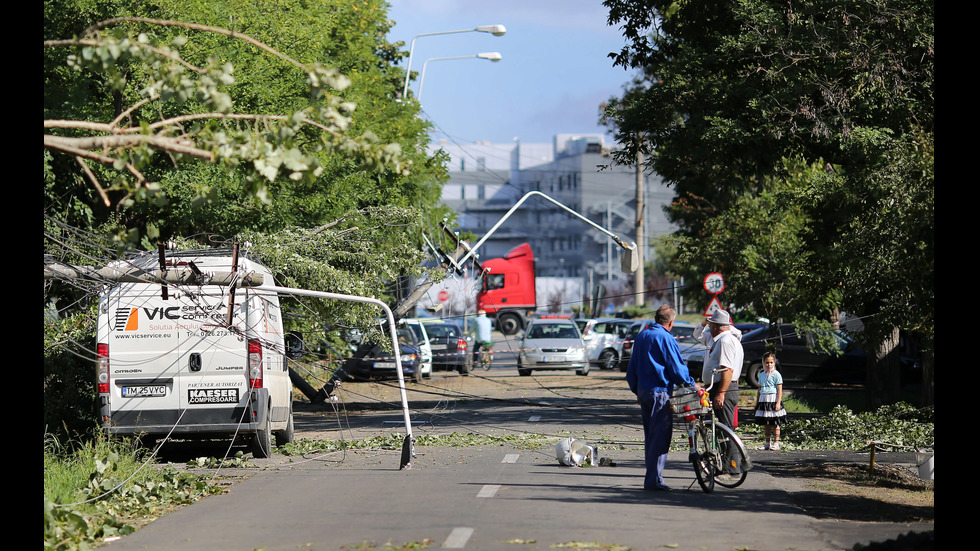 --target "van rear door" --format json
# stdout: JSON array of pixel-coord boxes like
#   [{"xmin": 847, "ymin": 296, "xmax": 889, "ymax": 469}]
[
  {"xmin": 177, "ymin": 289, "xmax": 250, "ymax": 426},
  {"xmin": 104, "ymin": 283, "xmax": 250, "ymax": 434},
  {"xmin": 102, "ymin": 283, "xmax": 184, "ymax": 430}
]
